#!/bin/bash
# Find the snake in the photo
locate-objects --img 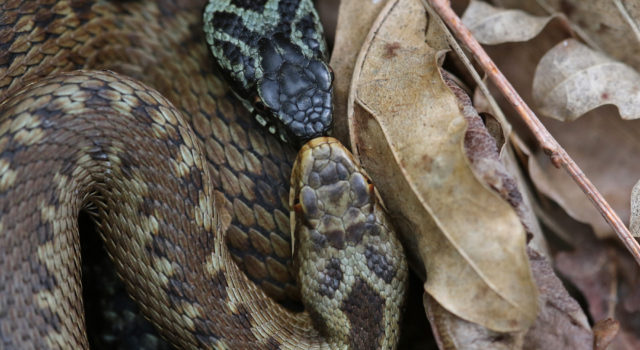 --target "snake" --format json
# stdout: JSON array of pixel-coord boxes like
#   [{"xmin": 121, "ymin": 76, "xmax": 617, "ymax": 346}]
[{"xmin": 0, "ymin": 0, "xmax": 408, "ymax": 349}]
